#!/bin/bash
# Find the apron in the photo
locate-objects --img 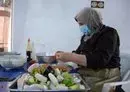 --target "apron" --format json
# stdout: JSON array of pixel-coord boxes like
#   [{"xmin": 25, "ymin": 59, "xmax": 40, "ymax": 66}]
[{"xmin": 78, "ymin": 67, "xmax": 120, "ymax": 92}]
